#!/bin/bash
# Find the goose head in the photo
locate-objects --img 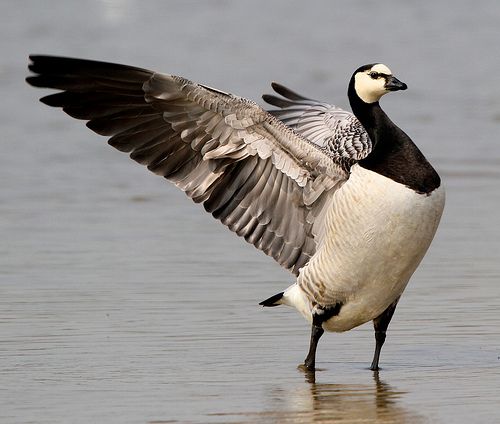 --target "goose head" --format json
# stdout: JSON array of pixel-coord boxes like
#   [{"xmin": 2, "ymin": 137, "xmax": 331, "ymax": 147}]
[{"xmin": 350, "ymin": 63, "xmax": 407, "ymax": 104}]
